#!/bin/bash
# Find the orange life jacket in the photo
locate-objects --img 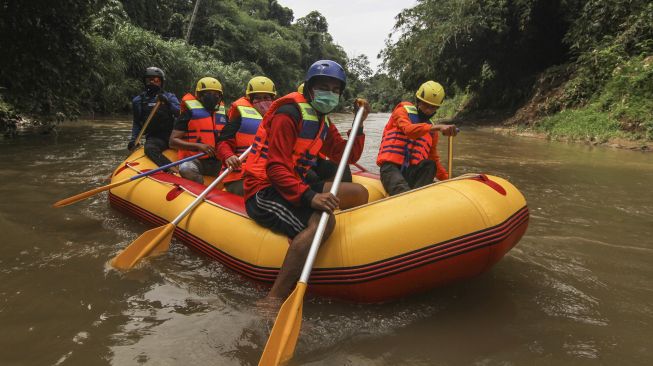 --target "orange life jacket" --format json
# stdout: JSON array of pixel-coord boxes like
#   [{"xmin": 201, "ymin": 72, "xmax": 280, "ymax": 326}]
[
  {"xmin": 376, "ymin": 102, "xmax": 435, "ymax": 168},
  {"xmin": 180, "ymin": 93, "xmax": 227, "ymax": 132},
  {"xmin": 178, "ymin": 94, "xmax": 225, "ymax": 160},
  {"xmin": 244, "ymin": 92, "xmax": 328, "ymax": 183},
  {"xmin": 224, "ymin": 97, "xmax": 264, "ymax": 182}
]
